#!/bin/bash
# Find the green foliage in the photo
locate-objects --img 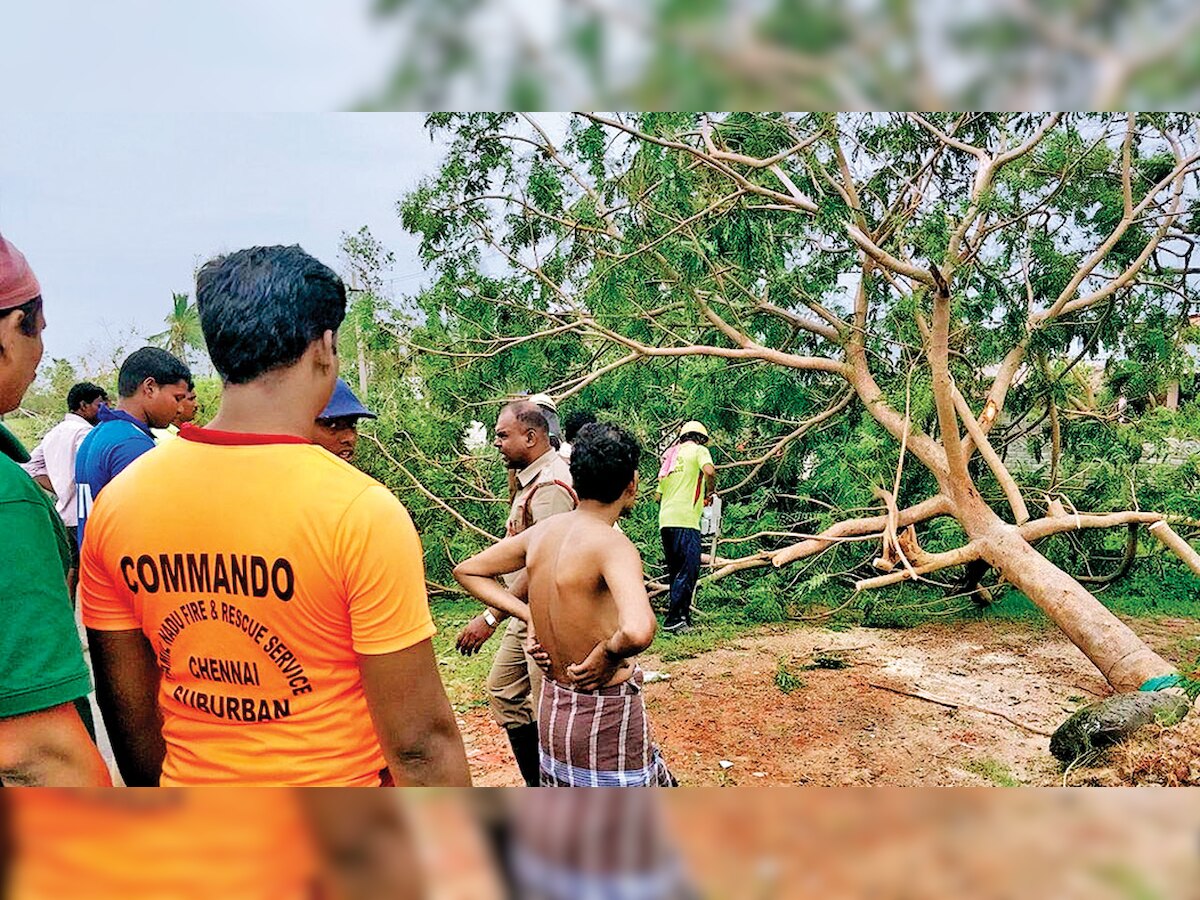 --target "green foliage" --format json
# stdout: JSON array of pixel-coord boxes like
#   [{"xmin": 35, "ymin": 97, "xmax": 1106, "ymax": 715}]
[
  {"xmin": 743, "ymin": 577, "xmax": 787, "ymax": 623},
  {"xmin": 377, "ymin": 112, "xmax": 1200, "ymax": 640},
  {"xmin": 149, "ymin": 292, "xmax": 206, "ymax": 366},
  {"xmin": 364, "ymin": 4, "xmax": 1200, "ymax": 110},
  {"xmin": 774, "ymin": 659, "xmax": 806, "ymax": 694}
]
